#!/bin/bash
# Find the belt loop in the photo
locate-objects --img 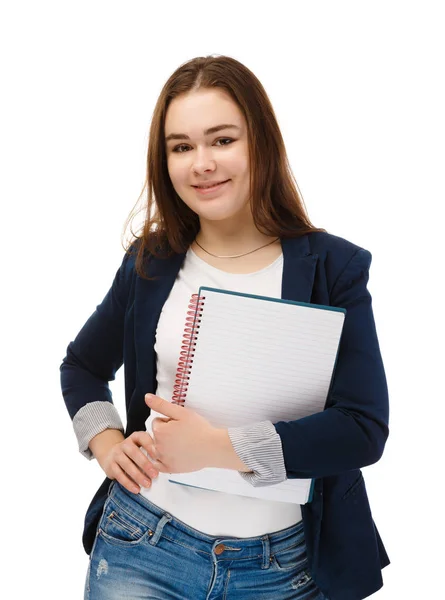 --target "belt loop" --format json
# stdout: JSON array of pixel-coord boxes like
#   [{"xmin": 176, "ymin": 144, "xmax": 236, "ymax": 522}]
[
  {"xmin": 261, "ymin": 535, "xmax": 271, "ymax": 569},
  {"xmin": 149, "ymin": 513, "xmax": 172, "ymax": 546}
]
